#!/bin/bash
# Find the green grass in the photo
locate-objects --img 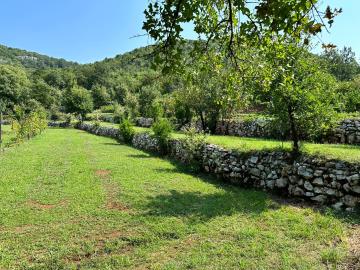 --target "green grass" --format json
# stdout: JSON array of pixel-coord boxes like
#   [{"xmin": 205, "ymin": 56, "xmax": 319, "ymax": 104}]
[
  {"xmin": 0, "ymin": 128, "xmax": 357, "ymax": 269},
  {"xmin": 0, "ymin": 124, "xmax": 15, "ymax": 148},
  {"xmin": 88, "ymin": 121, "xmax": 360, "ymax": 163}
]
